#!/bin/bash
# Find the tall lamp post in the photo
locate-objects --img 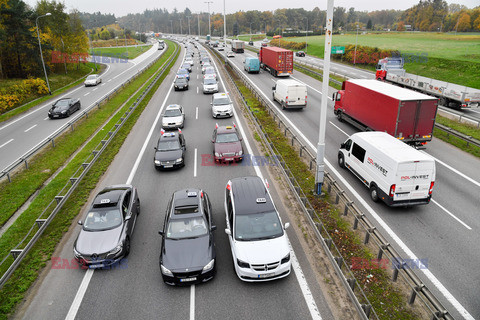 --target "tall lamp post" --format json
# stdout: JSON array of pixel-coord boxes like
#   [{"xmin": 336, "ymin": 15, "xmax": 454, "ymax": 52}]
[
  {"xmin": 170, "ymin": 20, "xmax": 173, "ymax": 34},
  {"xmin": 197, "ymin": 13, "xmax": 200, "ymax": 36},
  {"xmin": 249, "ymin": 22, "xmax": 253, "ymax": 35},
  {"xmin": 305, "ymin": 17, "xmax": 308, "ymax": 54},
  {"xmin": 353, "ymin": 23, "xmax": 359, "ymax": 65},
  {"xmin": 187, "ymin": 16, "xmax": 191, "ymax": 36},
  {"xmin": 205, "ymin": 1, "xmax": 213, "ymax": 36},
  {"xmin": 179, "ymin": 19, "xmax": 183, "ymax": 35},
  {"xmin": 223, "ymin": 0, "xmax": 226, "ymax": 64},
  {"xmin": 36, "ymin": 13, "xmax": 52, "ymax": 94},
  {"xmin": 60, "ymin": 36, "xmax": 67, "ymax": 74}
]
